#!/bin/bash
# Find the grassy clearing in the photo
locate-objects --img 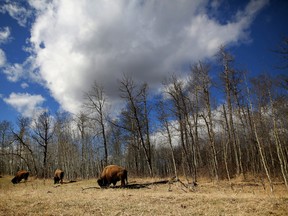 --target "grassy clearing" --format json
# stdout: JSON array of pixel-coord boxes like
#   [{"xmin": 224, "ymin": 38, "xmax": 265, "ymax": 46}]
[{"xmin": 0, "ymin": 176, "xmax": 287, "ymax": 216}]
